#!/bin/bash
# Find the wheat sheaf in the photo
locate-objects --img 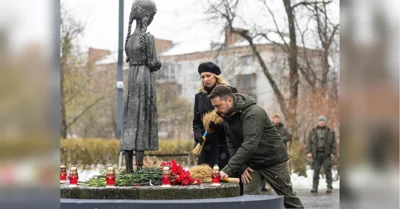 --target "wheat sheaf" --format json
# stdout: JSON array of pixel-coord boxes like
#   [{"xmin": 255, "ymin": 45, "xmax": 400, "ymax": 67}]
[{"xmin": 202, "ymin": 110, "xmax": 224, "ymax": 133}]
